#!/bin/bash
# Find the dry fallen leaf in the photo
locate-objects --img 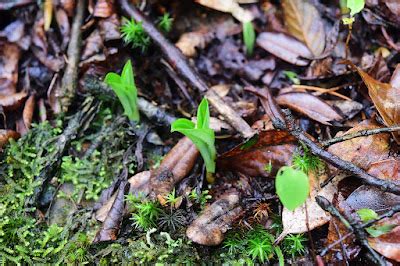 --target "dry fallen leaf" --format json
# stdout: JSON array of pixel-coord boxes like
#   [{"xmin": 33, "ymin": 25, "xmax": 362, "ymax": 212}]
[
  {"xmin": 328, "ymin": 120, "xmax": 390, "ymax": 171},
  {"xmin": 186, "ymin": 191, "xmax": 242, "ymax": 245},
  {"xmin": 44, "ymin": 0, "xmax": 53, "ymax": 31},
  {"xmin": 0, "ymin": 129, "xmax": 20, "ymax": 149},
  {"xmin": 218, "ymin": 130, "xmax": 296, "ymax": 177},
  {"xmin": 367, "ymin": 158, "xmax": 400, "ymax": 180},
  {"xmin": 257, "ymin": 32, "xmax": 312, "ymax": 66},
  {"xmin": 81, "ymin": 30, "xmax": 103, "ymax": 60},
  {"xmin": 353, "ymin": 63, "xmax": 400, "ymax": 143},
  {"xmin": 93, "ymin": 0, "xmax": 114, "ymax": 18},
  {"xmin": 0, "ymin": 43, "xmax": 20, "ymax": 95},
  {"xmin": 195, "ymin": 0, "xmax": 253, "ymax": 22},
  {"xmin": 0, "ymin": 91, "xmax": 28, "ymax": 111},
  {"xmin": 282, "ymin": 0, "xmax": 325, "ymax": 56},
  {"xmin": 368, "ymin": 213, "xmax": 400, "ymax": 262},
  {"xmin": 56, "ymin": 8, "xmax": 70, "ymax": 49},
  {"xmin": 276, "ymin": 92, "xmax": 343, "ymax": 125}
]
